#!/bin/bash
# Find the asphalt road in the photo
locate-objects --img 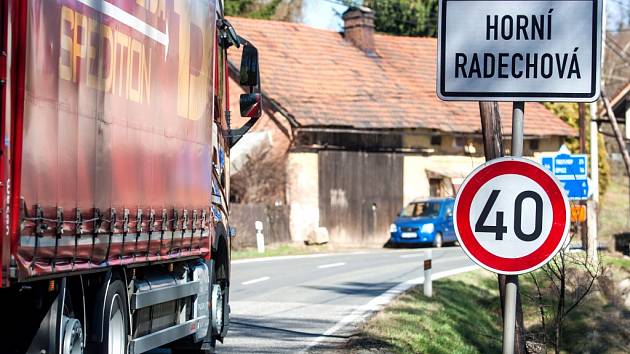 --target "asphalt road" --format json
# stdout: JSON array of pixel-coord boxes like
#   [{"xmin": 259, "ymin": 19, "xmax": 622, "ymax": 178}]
[
  {"xmin": 148, "ymin": 246, "xmax": 475, "ymax": 353},
  {"xmin": 217, "ymin": 246, "xmax": 475, "ymax": 353}
]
